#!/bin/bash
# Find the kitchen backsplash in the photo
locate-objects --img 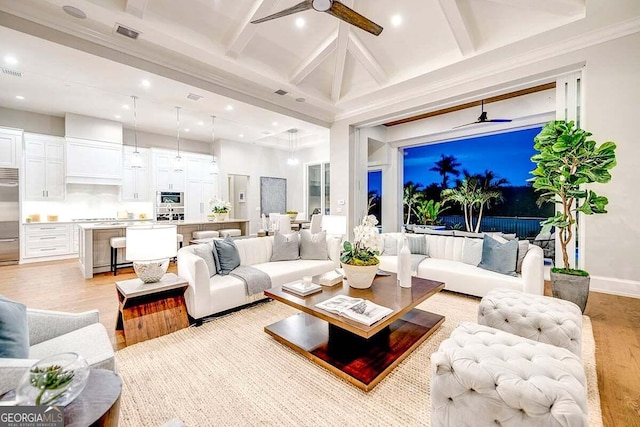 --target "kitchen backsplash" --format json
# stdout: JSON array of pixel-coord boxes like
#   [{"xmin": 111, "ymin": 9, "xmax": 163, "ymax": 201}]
[{"xmin": 22, "ymin": 184, "xmax": 153, "ymax": 221}]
